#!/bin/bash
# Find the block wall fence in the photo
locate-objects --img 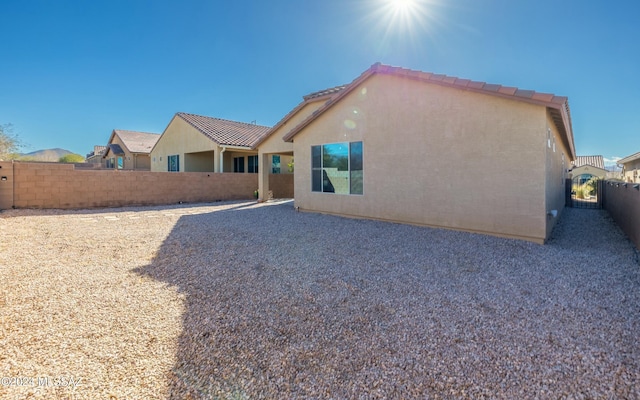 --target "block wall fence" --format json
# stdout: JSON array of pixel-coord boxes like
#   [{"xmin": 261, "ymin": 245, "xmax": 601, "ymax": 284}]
[
  {"xmin": 0, "ymin": 161, "xmax": 290, "ymax": 210},
  {"xmin": 603, "ymin": 181, "xmax": 640, "ymax": 251}
]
